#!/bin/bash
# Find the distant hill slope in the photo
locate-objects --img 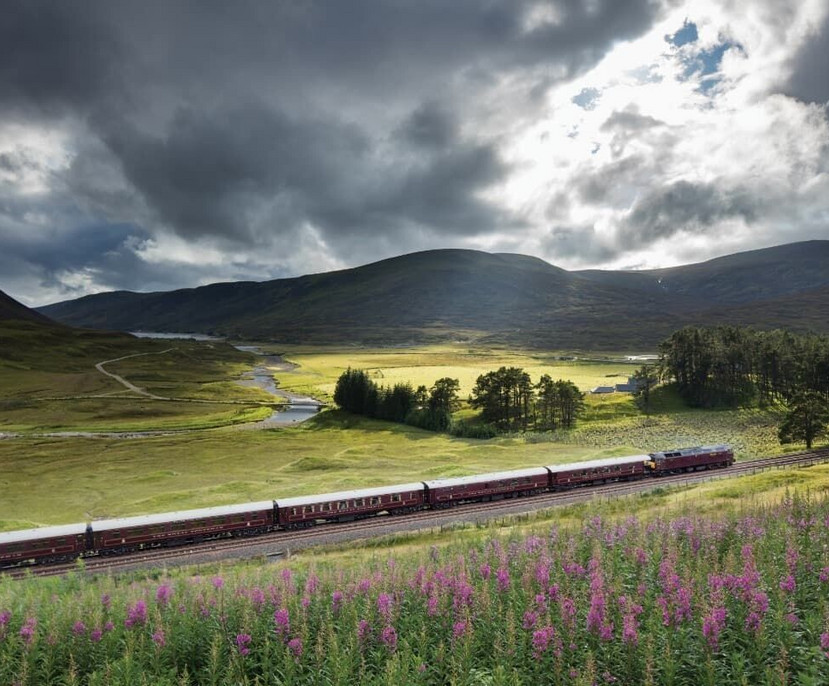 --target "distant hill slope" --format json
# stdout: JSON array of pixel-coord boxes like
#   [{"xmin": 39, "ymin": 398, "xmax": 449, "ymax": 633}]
[
  {"xmin": 38, "ymin": 242, "xmax": 829, "ymax": 349},
  {"xmin": 0, "ymin": 289, "xmax": 59, "ymax": 325}
]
